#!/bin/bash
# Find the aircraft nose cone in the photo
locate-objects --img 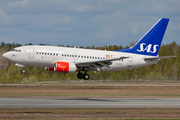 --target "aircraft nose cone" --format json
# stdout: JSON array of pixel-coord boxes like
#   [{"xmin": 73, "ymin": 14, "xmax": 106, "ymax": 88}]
[{"xmin": 3, "ymin": 52, "xmax": 9, "ymax": 59}]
